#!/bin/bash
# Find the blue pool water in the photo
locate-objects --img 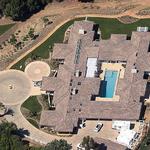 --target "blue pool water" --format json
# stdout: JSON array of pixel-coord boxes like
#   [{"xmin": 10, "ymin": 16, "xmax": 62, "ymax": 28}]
[{"xmin": 100, "ymin": 70, "xmax": 118, "ymax": 98}]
